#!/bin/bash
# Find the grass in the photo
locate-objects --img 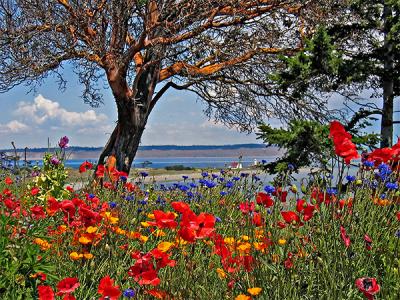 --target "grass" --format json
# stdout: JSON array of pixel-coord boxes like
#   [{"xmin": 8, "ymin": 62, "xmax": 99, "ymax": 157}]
[{"xmin": 0, "ymin": 150, "xmax": 399, "ymax": 300}]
